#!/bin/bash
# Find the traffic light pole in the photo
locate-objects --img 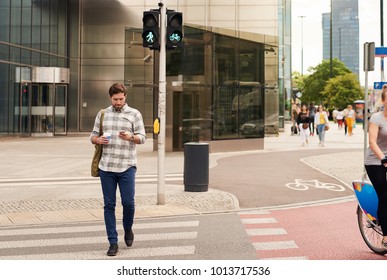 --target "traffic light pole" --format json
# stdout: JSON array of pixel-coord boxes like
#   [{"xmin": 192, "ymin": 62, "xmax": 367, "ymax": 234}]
[
  {"xmin": 157, "ymin": 0, "xmax": 166, "ymax": 205},
  {"xmin": 363, "ymin": 42, "xmax": 375, "ymax": 172}
]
